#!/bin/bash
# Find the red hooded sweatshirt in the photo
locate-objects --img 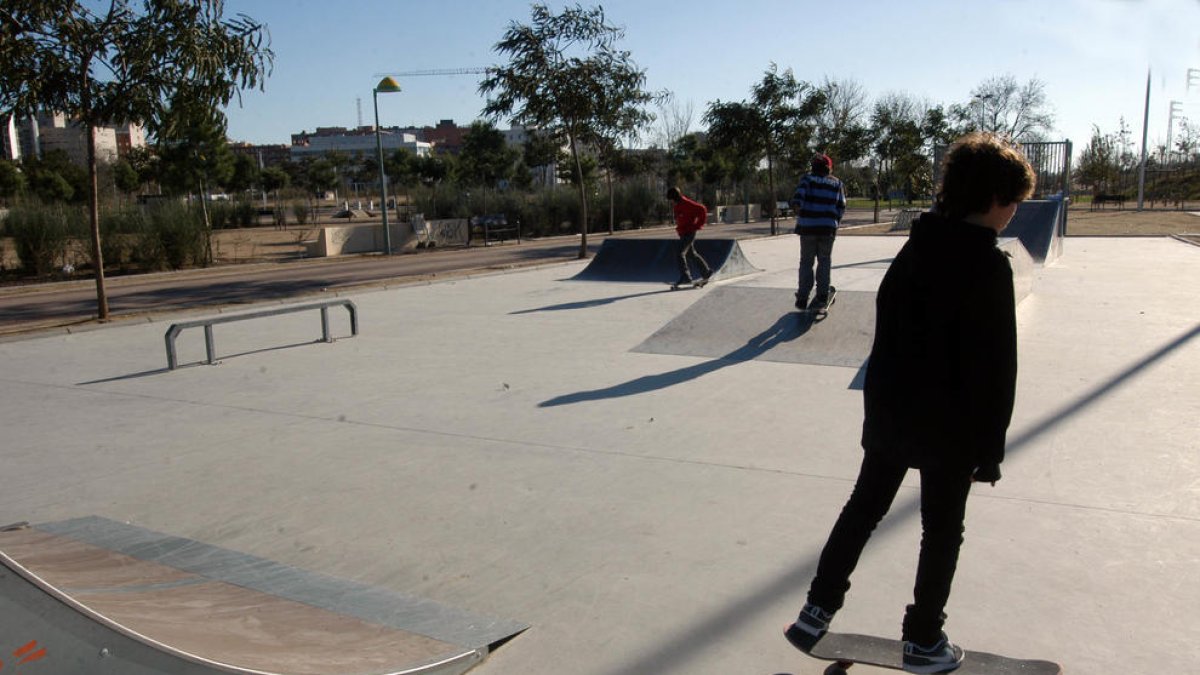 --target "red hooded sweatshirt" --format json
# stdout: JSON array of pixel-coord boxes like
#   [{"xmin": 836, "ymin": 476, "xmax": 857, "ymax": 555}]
[{"xmin": 672, "ymin": 194, "xmax": 708, "ymax": 235}]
